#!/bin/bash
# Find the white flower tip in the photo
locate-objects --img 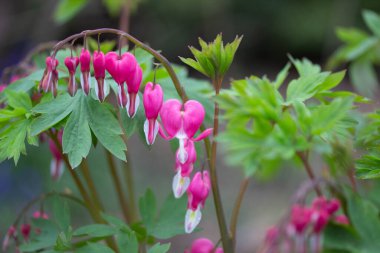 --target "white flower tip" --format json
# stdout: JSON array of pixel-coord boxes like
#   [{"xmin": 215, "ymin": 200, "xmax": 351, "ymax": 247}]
[
  {"xmin": 50, "ymin": 159, "xmax": 64, "ymax": 181},
  {"xmin": 172, "ymin": 171, "xmax": 190, "ymax": 198},
  {"xmin": 185, "ymin": 206, "xmax": 202, "ymax": 233},
  {"xmin": 144, "ymin": 119, "xmax": 159, "ymax": 145}
]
